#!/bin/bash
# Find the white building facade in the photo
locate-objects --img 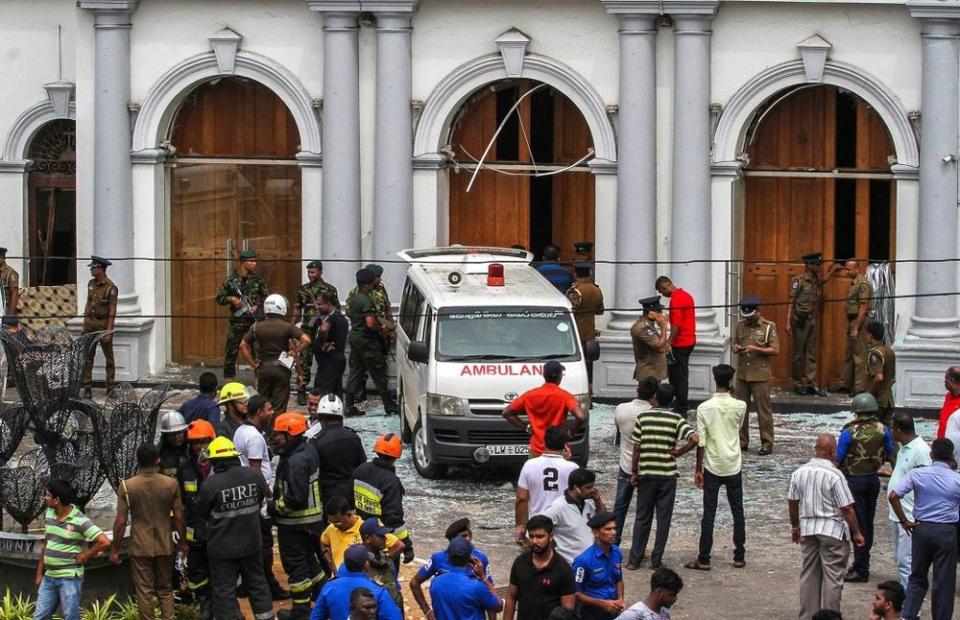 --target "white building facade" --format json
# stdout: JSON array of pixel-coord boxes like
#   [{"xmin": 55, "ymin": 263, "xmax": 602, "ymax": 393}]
[{"xmin": 0, "ymin": 0, "xmax": 957, "ymax": 407}]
